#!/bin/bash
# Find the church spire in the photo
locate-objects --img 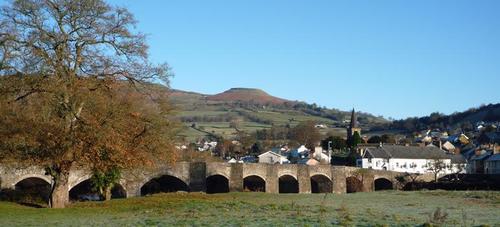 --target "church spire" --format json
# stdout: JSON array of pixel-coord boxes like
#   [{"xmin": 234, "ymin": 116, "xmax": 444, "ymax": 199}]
[
  {"xmin": 350, "ymin": 108, "xmax": 357, "ymax": 129},
  {"xmin": 347, "ymin": 108, "xmax": 361, "ymax": 142}
]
